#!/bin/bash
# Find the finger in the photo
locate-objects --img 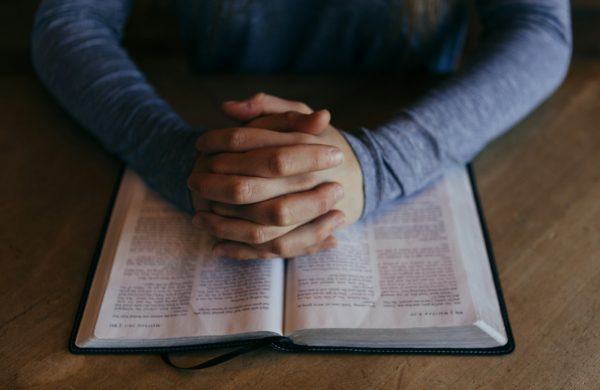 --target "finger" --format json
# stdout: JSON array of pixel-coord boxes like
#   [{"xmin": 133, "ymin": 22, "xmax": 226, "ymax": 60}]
[
  {"xmin": 222, "ymin": 92, "xmax": 313, "ymax": 122},
  {"xmin": 211, "ymin": 182, "xmax": 344, "ymax": 226},
  {"xmin": 214, "ymin": 235, "xmax": 338, "ymax": 260},
  {"xmin": 187, "ymin": 172, "xmax": 321, "ymax": 205},
  {"xmin": 193, "ymin": 211, "xmax": 298, "ymax": 245},
  {"xmin": 213, "ymin": 242, "xmax": 279, "ymax": 260},
  {"xmin": 246, "ymin": 110, "xmax": 330, "ymax": 135},
  {"xmin": 196, "ymin": 127, "xmax": 318, "ymax": 154},
  {"xmin": 303, "ymin": 235, "xmax": 338, "ymax": 254},
  {"xmin": 216, "ymin": 210, "xmax": 345, "ymax": 258},
  {"xmin": 207, "ymin": 145, "xmax": 344, "ymax": 178}
]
